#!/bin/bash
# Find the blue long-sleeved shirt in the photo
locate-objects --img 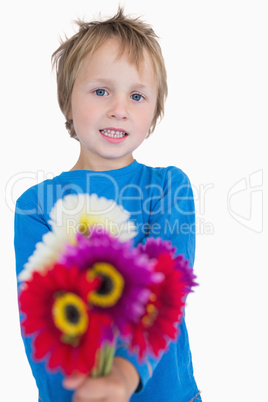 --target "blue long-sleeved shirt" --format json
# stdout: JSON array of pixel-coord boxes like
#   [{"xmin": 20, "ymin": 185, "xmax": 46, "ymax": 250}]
[{"xmin": 14, "ymin": 160, "xmax": 201, "ymax": 401}]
